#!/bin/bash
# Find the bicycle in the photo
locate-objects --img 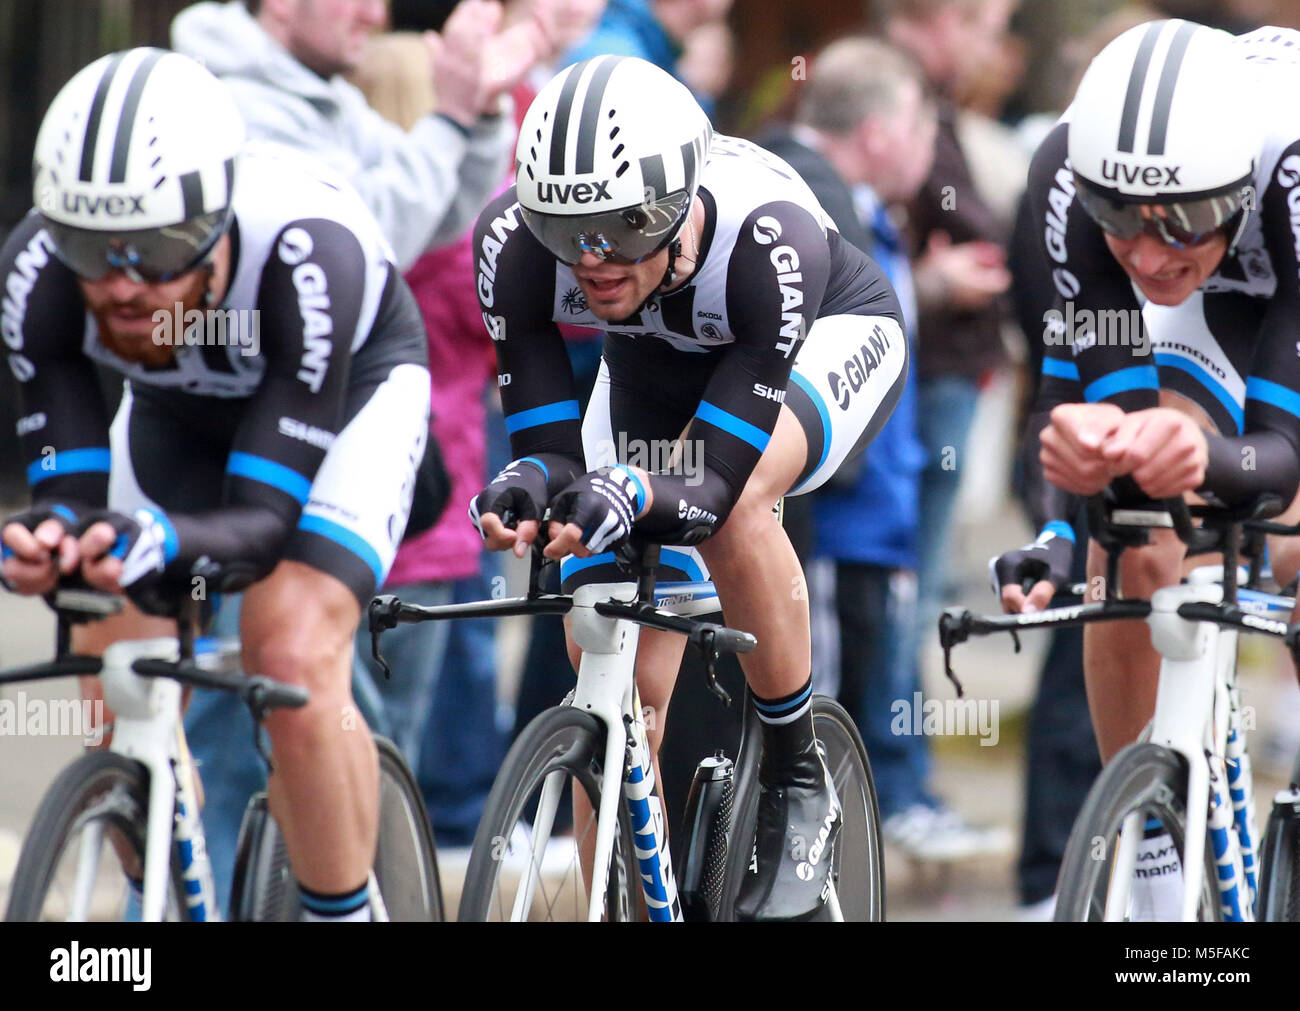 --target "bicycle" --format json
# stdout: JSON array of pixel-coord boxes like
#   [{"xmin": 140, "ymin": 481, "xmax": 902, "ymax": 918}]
[
  {"xmin": 3, "ymin": 592, "xmax": 442, "ymax": 922},
  {"xmin": 368, "ymin": 538, "xmax": 884, "ymax": 922},
  {"xmin": 939, "ymin": 490, "xmax": 1300, "ymax": 922}
]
